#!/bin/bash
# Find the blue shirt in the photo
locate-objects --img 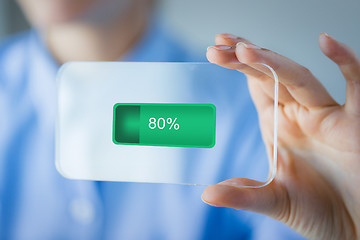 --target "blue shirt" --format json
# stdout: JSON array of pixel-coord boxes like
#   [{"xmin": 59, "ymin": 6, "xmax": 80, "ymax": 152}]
[{"xmin": 0, "ymin": 22, "xmax": 305, "ymax": 240}]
